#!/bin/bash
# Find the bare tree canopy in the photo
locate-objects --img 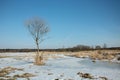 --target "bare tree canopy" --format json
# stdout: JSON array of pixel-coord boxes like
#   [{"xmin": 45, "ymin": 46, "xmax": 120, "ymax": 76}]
[{"xmin": 26, "ymin": 17, "xmax": 49, "ymax": 44}]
